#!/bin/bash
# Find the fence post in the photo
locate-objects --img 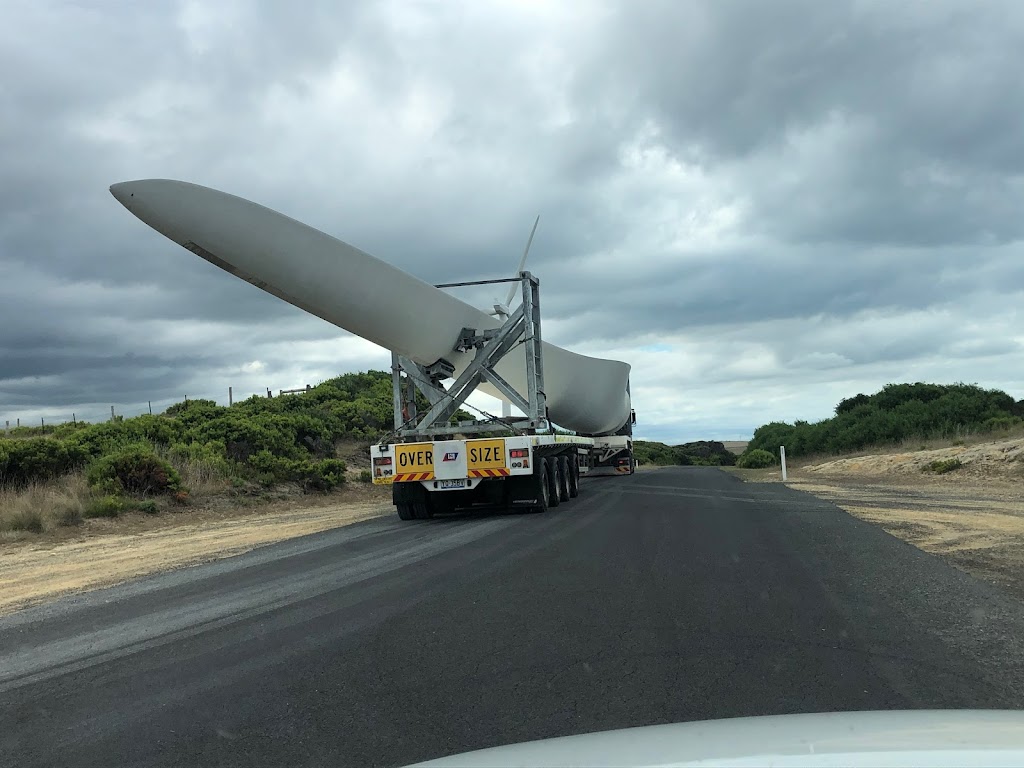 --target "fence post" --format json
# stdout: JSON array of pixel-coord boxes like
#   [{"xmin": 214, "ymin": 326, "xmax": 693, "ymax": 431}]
[
  {"xmin": 111, "ymin": 405, "xmax": 115, "ymax": 422},
  {"xmin": 17, "ymin": 418, "xmax": 20, "ymax": 428},
  {"xmin": 229, "ymin": 386, "xmax": 233, "ymax": 406},
  {"xmin": 780, "ymin": 445, "xmax": 788, "ymax": 482},
  {"xmin": 41, "ymin": 416, "xmax": 44, "ymax": 430},
  {"xmin": 72, "ymin": 413, "xmax": 76, "ymax": 425},
  {"xmin": 5, "ymin": 420, "xmax": 8, "ymax": 434}
]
